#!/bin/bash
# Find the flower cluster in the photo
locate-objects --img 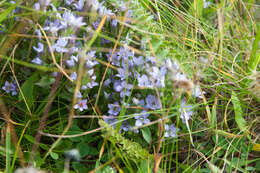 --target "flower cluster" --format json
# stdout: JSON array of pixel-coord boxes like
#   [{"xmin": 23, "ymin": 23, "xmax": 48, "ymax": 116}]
[
  {"xmin": 2, "ymin": 80, "xmax": 18, "ymax": 96},
  {"xmin": 2, "ymin": 0, "xmax": 207, "ymax": 142}
]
